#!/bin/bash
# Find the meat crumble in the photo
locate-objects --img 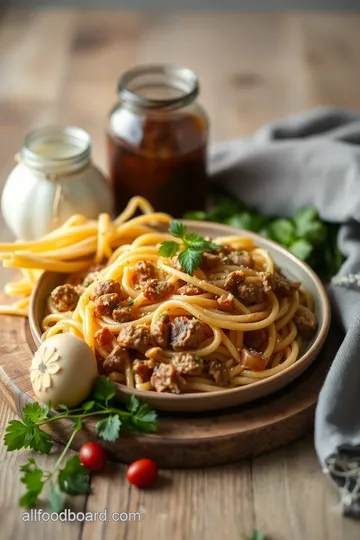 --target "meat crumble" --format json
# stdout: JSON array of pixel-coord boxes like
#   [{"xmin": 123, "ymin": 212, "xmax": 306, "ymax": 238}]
[
  {"xmin": 208, "ymin": 359, "xmax": 229, "ymax": 386},
  {"xmin": 135, "ymin": 261, "xmax": 156, "ymax": 284},
  {"xmin": 224, "ymin": 270, "xmax": 272, "ymax": 306},
  {"xmin": 177, "ymin": 283, "xmax": 203, "ymax": 296},
  {"xmin": 94, "ymin": 328, "xmax": 114, "ymax": 348},
  {"xmin": 103, "ymin": 345, "xmax": 129, "ymax": 374},
  {"xmin": 90, "ymin": 279, "xmax": 121, "ymax": 301},
  {"xmin": 132, "ymin": 359, "xmax": 156, "ymax": 382},
  {"xmin": 112, "ymin": 306, "xmax": 134, "ymax": 323},
  {"xmin": 117, "ymin": 324, "xmax": 150, "ymax": 352},
  {"xmin": 200, "ymin": 252, "xmax": 222, "ymax": 270},
  {"xmin": 227, "ymin": 250, "xmax": 253, "ymax": 268},
  {"xmin": 142, "ymin": 278, "xmax": 174, "ymax": 302},
  {"xmin": 273, "ymin": 269, "xmax": 301, "ymax": 298},
  {"xmin": 51, "ymin": 284, "xmax": 79, "ymax": 312},
  {"xmin": 217, "ymin": 292, "xmax": 235, "ymax": 312},
  {"xmin": 94, "ymin": 293, "xmax": 120, "ymax": 317},
  {"xmin": 170, "ymin": 316, "xmax": 206, "ymax": 350},
  {"xmin": 151, "ymin": 314, "xmax": 171, "ymax": 348},
  {"xmin": 151, "ymin": 363, "xmax": 184, "ymax": 393},
  {"xmin": 172, "ymin": 353, "xmax": 204, "ymax": 375},
  {"xmin": 294, "ymin": 309, "xmax": 317, "ymax": 340}
]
